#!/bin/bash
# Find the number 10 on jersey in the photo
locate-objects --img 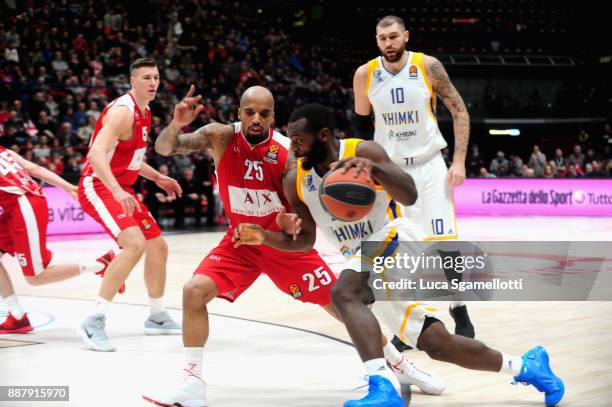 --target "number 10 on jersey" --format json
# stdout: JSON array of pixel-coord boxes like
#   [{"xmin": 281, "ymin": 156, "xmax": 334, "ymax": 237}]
[{"xmin": 391, "ymin": 87, "xmax": 405, "ymax": 104}]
